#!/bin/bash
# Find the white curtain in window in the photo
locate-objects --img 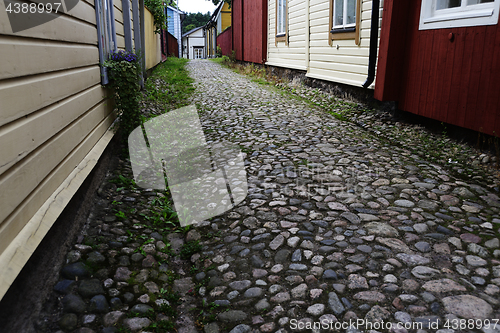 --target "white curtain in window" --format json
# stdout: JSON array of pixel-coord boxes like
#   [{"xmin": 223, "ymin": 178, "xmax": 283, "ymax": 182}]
[
  {"xmin": 277, "ymin": 0, "xmax": 286, "ymax": 35},
  {"xmin": 333, "ymin": 0, "xmax": 356, "ymax": 29}
]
